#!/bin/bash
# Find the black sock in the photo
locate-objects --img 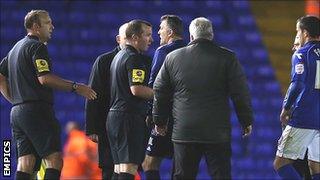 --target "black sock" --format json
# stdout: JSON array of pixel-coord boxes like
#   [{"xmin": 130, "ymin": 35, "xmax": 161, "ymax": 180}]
[
  {"xmin": 44, "ymin": 168, "xmax": 61, "ymax": 180},
  {"xmin": 103, "ymin": 169, "xmax": 114, "ymax": 180},
  {"xmin": 119, "ymin": 172, "xmax": 134, "ymax": 180},
  {"xmin": 145, "ymin": 170, "xmax": 160, "ymax": 180},
  {"xmin": 111, "ymin": 172, "xmax": 119, "ymax": 180},
  {"xmin": 15, "ymin": 171, "xmax": 31, "ymax": 180}
]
